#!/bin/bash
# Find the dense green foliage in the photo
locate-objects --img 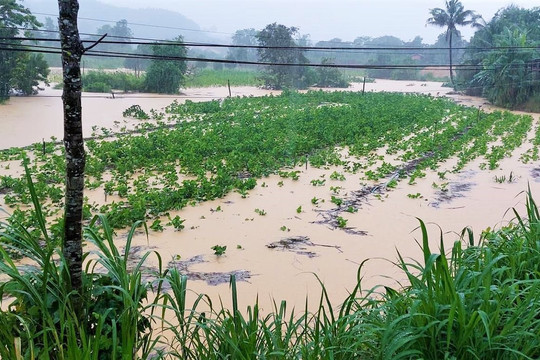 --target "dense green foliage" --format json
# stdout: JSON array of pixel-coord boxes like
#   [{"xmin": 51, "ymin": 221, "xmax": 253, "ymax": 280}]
[
  {"xmin": 184, "ymin": 69, "xmax": 261, "ymax": 87},
  {"xmin": 0, "ymin": 0, "xmax": 49, "ymax": 99},
  {"xmin": 1, "ymin": 168, "xmax": 539, "ymax": 358},
  {"xmin": 145, "ymin": 36, "xmax": 188, "ymax": 94},
  {"xmin": 83, "ymin": 70, "xmax": 144, "ymax": 93},
  {"xmin": 63, "ymin": 68, "xmax": 262, "ymax": 93},
  {"xmin": 310, "ymin": 35, "xmax": 459, "ymax": 82},
  {"xmin": 0, "ymin": 171, "xmax": 161, "ymax": 359},
  {"xmin": 459, "ymin": 6, "xmax": 540, "ymax": 109},
  {"xmin": 225, "ymin": 28, "xmax": 259, "ymax": 65},
  {"xmin": 315, "ymin": 58, "xmax": 350, "ymax": 87},
  {"xmin": 256, "ymin": 23, "xmax": 314, "ymax": 89}
]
